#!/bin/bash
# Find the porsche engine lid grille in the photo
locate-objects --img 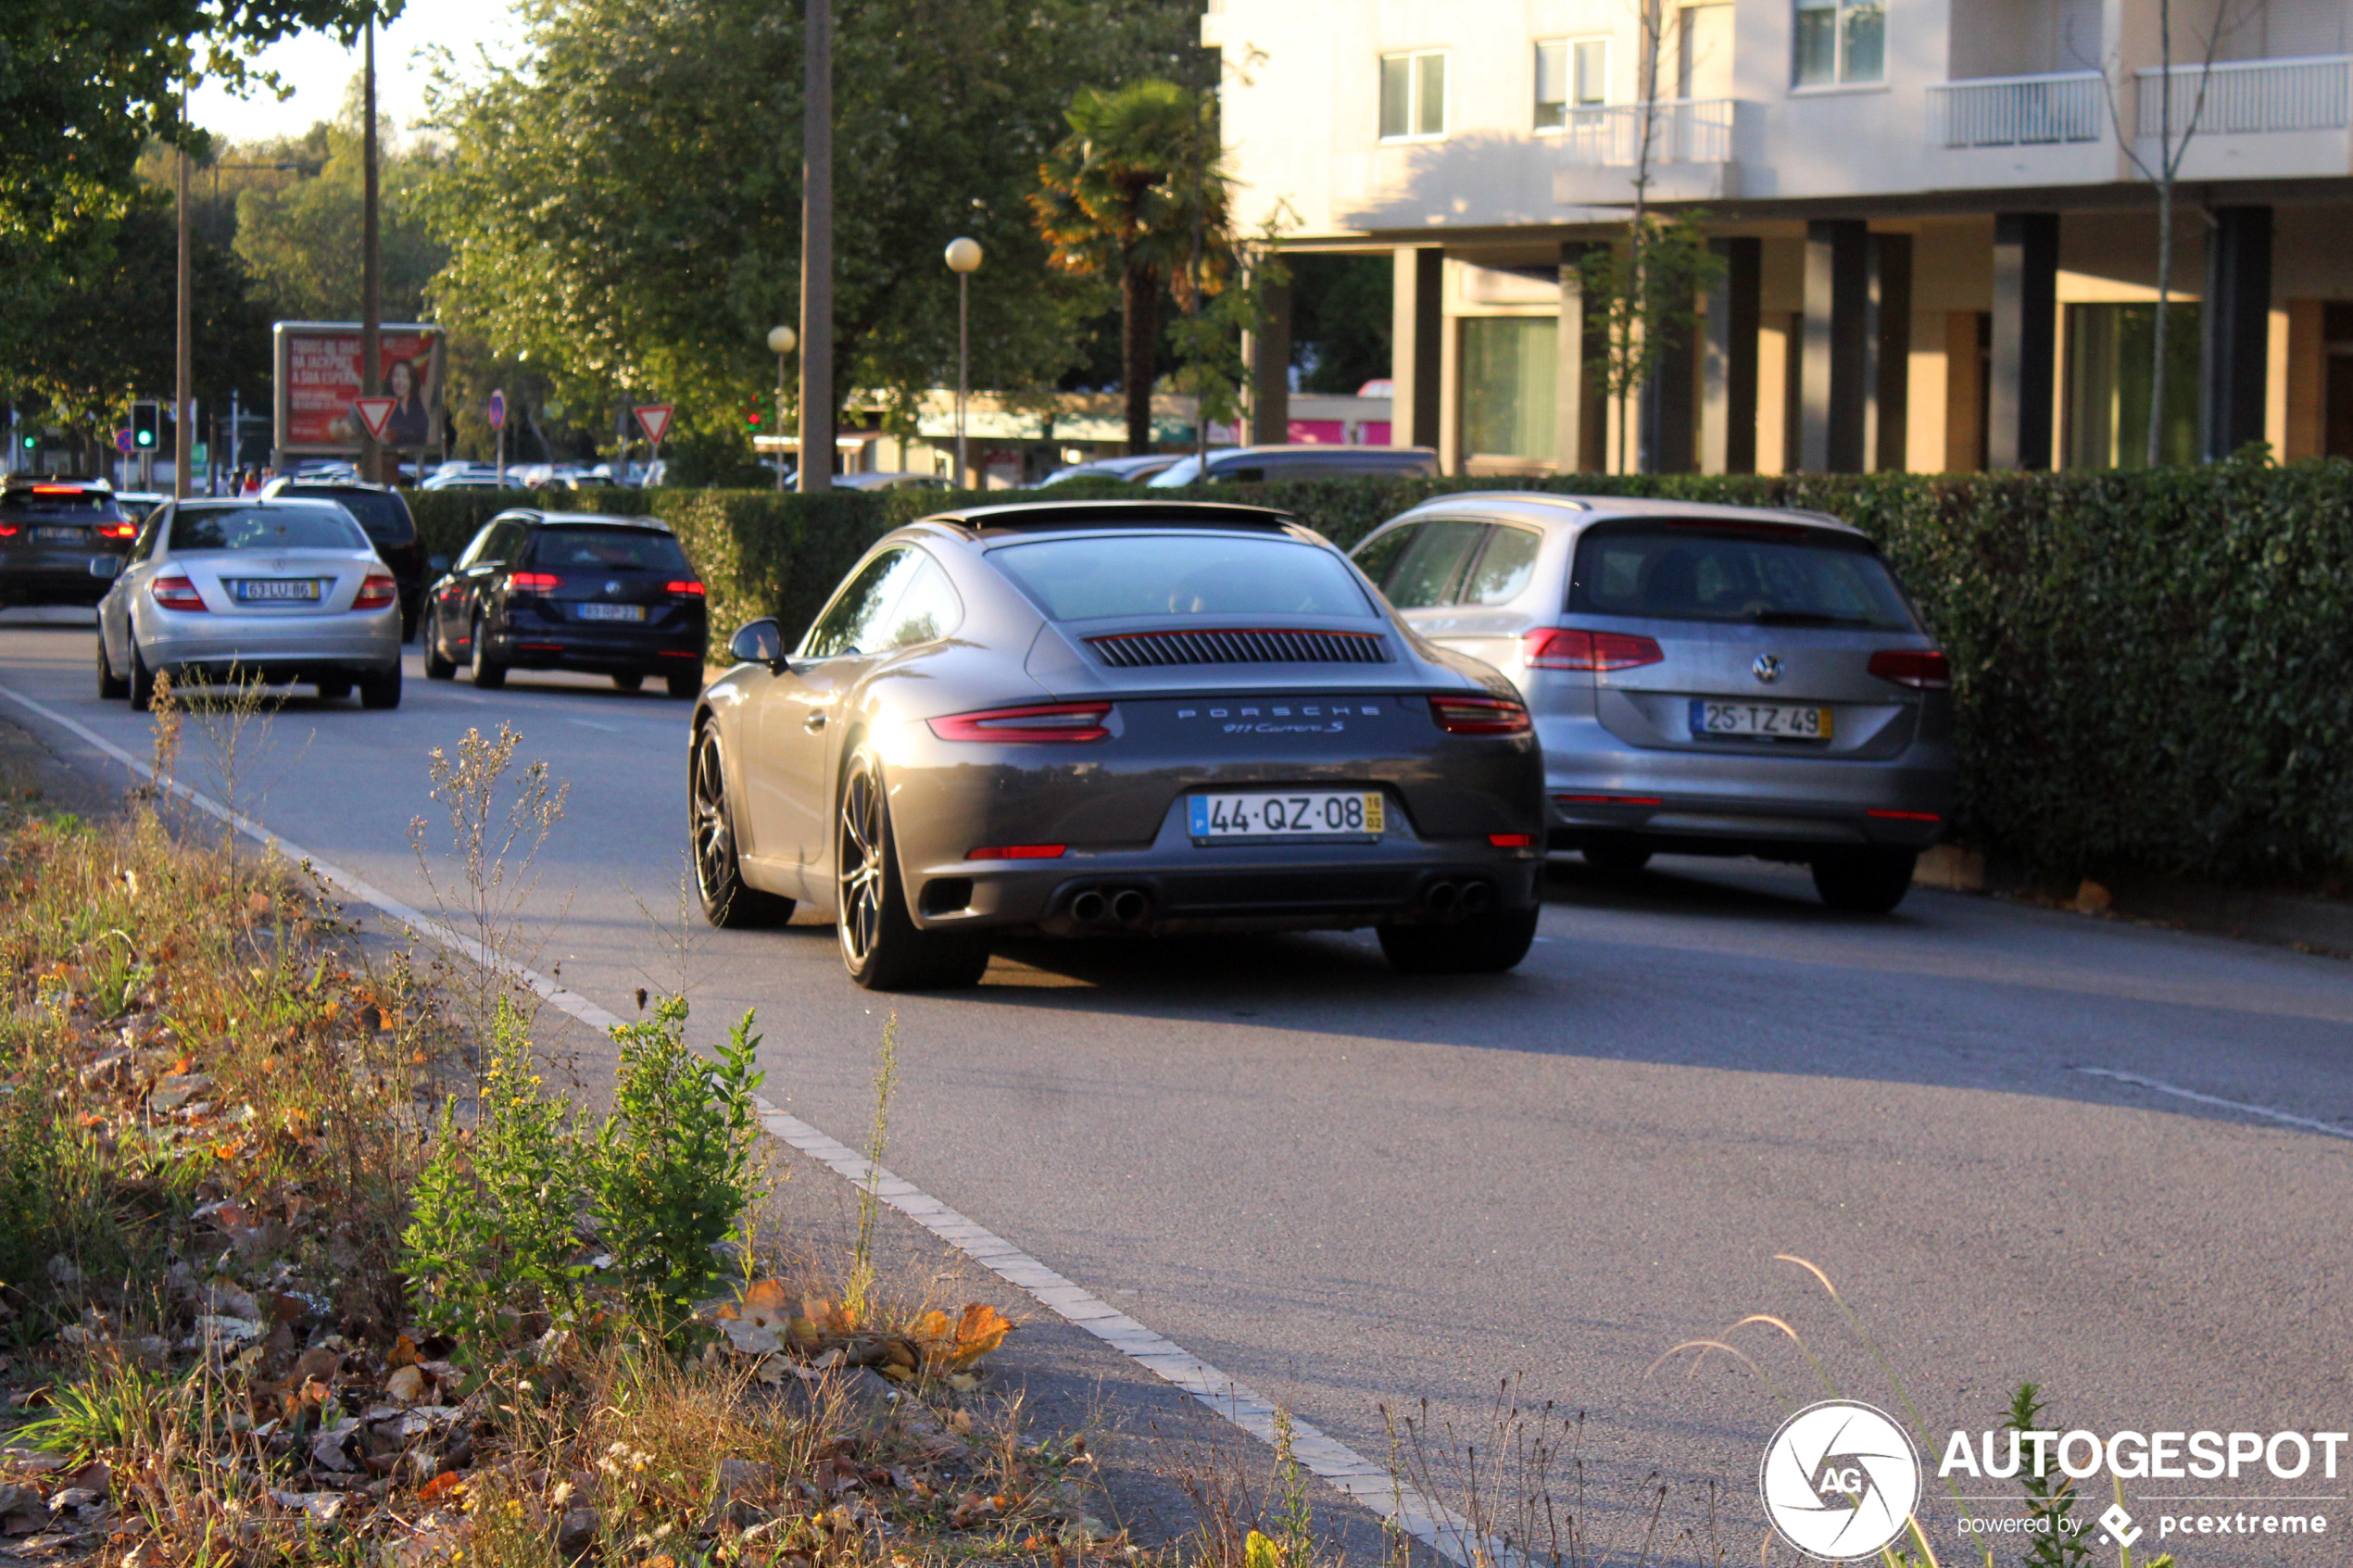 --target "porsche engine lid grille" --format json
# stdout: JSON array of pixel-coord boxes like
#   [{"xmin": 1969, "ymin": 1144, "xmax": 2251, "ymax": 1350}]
[{"xmin": 1086, "ymin": 628, "xmax": 1391, "ymax": 667}]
